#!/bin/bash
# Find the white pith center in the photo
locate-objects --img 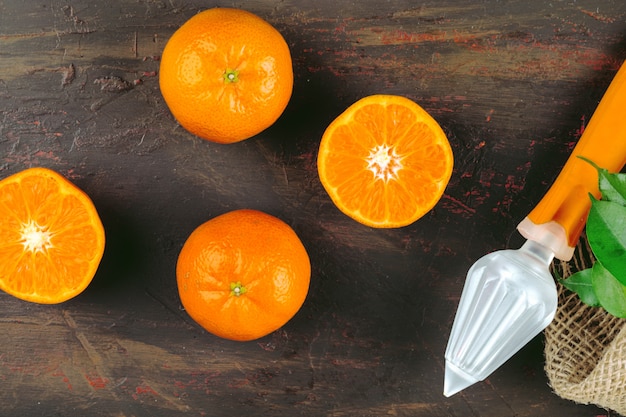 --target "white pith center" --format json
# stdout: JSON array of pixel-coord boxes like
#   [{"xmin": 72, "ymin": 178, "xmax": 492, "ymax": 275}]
[
  {"xmin": 20, "ymin": 220, "xmax": 53, "ymax": 253},
  {"xmin": 366, "ymin": 144, "xmax": 403, "ymax": 182}
]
